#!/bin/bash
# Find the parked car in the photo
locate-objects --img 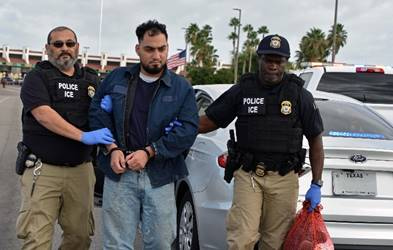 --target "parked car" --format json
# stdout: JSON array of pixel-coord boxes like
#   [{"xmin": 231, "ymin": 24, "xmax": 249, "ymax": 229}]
[
  {"xmin": 175, "ymin": 84, "xmax": 393, "ymax": 250},
  {"xmin": 1, "ymin": 76, "xmax": 14, "ymax": 85},
  {"xmin": 297, "ymin": 63, "xmax": 393, "ymax": 125}
]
